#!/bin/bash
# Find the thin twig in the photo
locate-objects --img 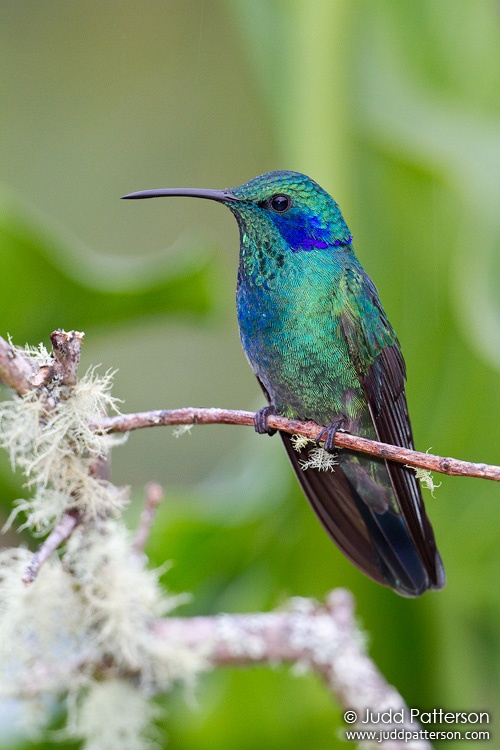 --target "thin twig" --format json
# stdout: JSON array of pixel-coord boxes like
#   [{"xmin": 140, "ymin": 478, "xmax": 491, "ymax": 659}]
[
  {"xmin": 154, "ymin": 589, "xmax": 431, "ymax": 750},
  {"xmin": 100, "ymin": 407, "xmax": 500, "ymax": 482},
  {"xmin": 1, "ymin": 334, "xmax": 497, "ymax": 483},
  {"xmin": 132, "ymin": 482, "xmax": 164, "ymax": 557},
  {"xmin": 22, "ymin": 511, "xmax": 80, "ymax": 585}
]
